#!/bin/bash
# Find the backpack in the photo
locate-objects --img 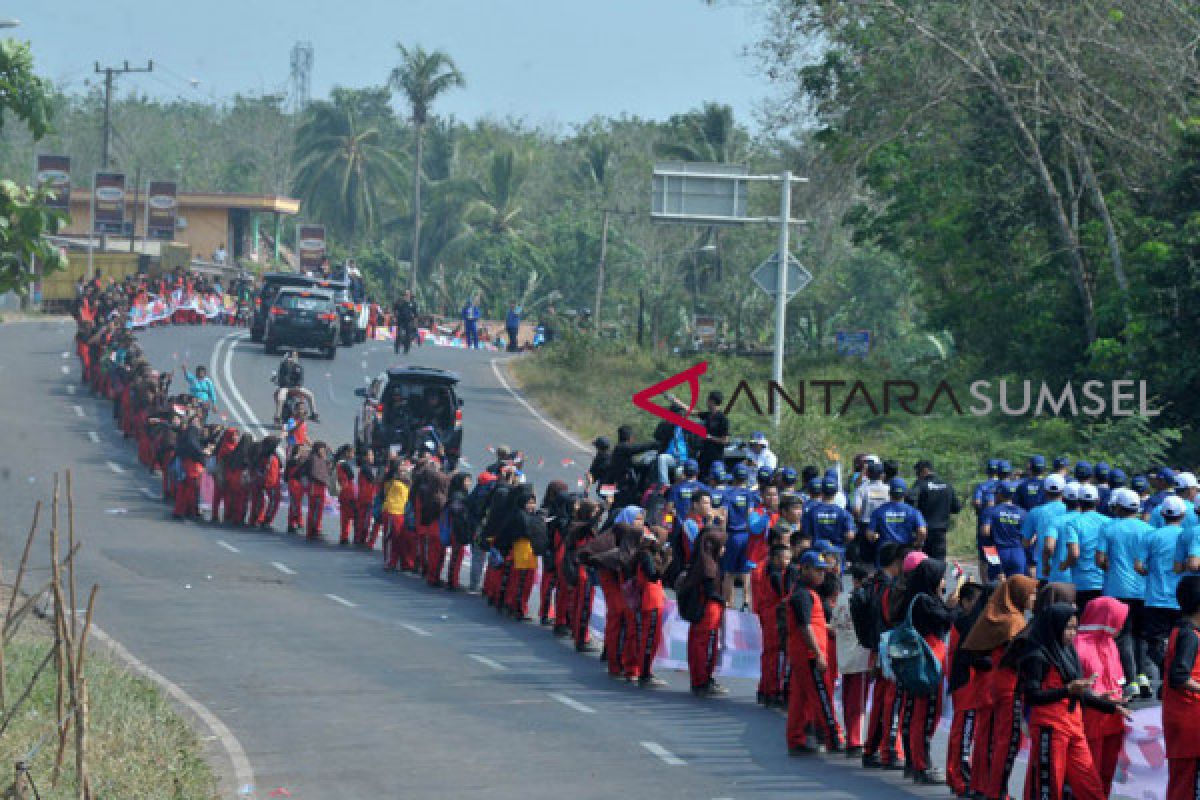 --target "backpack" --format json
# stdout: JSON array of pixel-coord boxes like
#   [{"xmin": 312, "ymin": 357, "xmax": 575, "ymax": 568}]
[
  {"xmin": 886, "ymin": 595, "xmax": 942, "ymax": 697},
  {"xmin": 465, "ymin": 482, "xmax": 494, "ymax": 533},
  {"xmin": 674, "ymin": 570, "xmax": 704, "ymax": 624},
  {"xmin": 848, "ymin": 575, "xmax": 885, "ymax": 651}
]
